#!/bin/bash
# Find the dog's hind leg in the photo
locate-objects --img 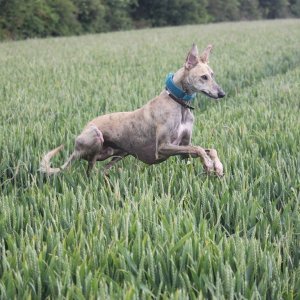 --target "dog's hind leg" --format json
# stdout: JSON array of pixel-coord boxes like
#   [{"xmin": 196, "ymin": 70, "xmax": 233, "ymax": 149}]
[
  {"xmin": 85, "ymin": 147, "xmax": 127, "ymax": 176},
  {"xmin": 75, "ymin": 124, "xmax": 104, "ymax": 155},
  {"xmin": 103, "ymin": 152, "xmax": 128, "ymax": 175},
  {"xmin": 40, "ymin": 124, "xmax": 104, "ymax": 176},
  {"xmin": 74, "ymin": 124, "xmax": 105, "ymax": 176},
  {"xmin": 86, "ymin": 159, "xmax": 97, "ymax": 177}
]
